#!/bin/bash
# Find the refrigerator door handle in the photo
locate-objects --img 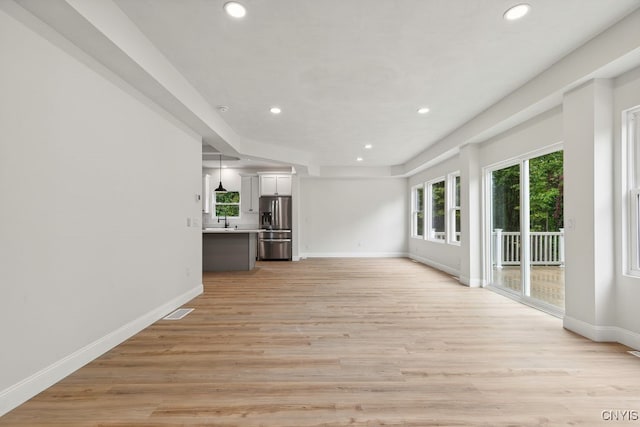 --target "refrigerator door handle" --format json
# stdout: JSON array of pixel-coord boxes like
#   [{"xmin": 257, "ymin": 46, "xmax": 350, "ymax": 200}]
[{"xmin": 262, "ymin": 238, "xmax": 291, "ymax": 242}]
